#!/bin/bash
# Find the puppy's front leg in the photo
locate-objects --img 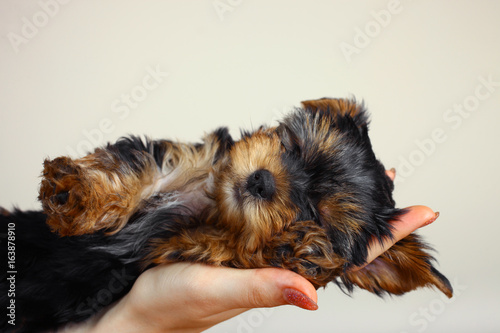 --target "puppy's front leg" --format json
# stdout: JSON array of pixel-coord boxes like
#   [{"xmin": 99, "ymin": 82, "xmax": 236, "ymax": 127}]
[{"xmin": 146, "ymin": 226, "xmax": 238, "ymax": 267}]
